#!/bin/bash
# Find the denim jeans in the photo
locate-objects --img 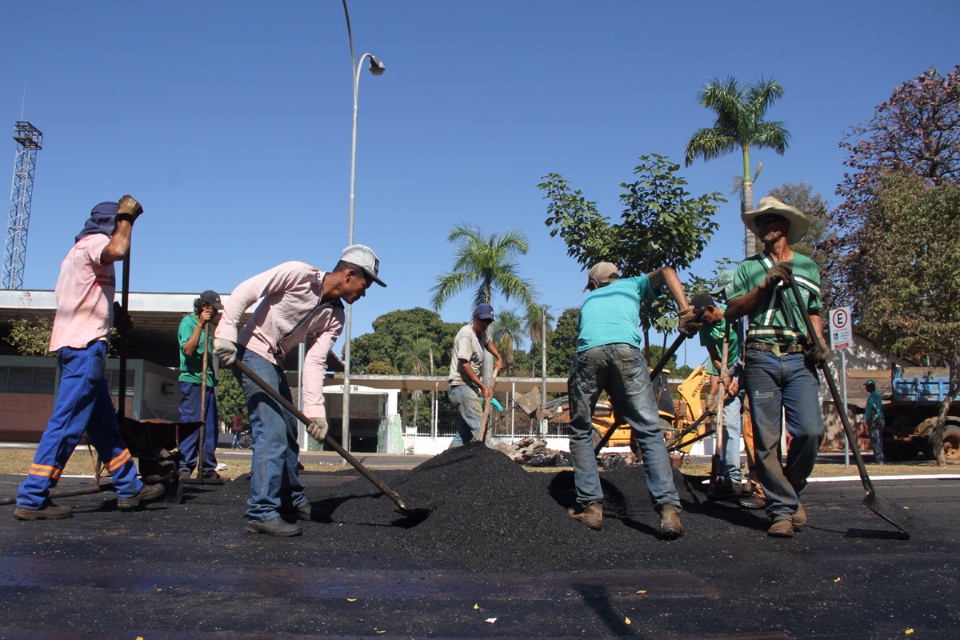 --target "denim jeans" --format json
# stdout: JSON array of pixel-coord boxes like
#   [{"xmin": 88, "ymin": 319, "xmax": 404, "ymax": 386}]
[
  {"xmin": 869, "ymin": 414, "xmax": 885, "ymax": 463},
  {"xmin": 236, "ymin": 349, "xmax": 309, "ymax": 522},
  {"xmin": 178, "ymin": 382, "xmax": 219, "ymax": 474},
  {"xmin": 567, "ymin": 343, "xmax": 680, "ymax": 509},
  {"xmin": 719, "ymin": 394, "xmax": 743, "ymax": 483},
  {"xmin": 447, "ymin": 384, "xmax": 484, "ymax": 448},
  {"xmin": 18, "ymin": 341, "xmax": 141, "ymax": 509},
  {"xmin": 744, "ymin": 350, "xmax": 823, "ymax": 520}
]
